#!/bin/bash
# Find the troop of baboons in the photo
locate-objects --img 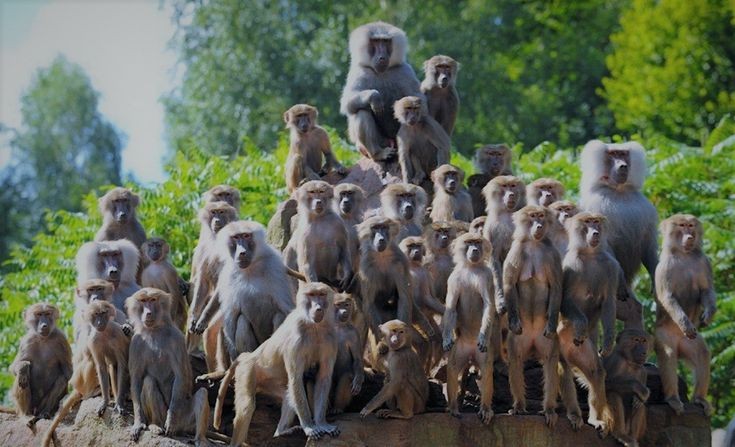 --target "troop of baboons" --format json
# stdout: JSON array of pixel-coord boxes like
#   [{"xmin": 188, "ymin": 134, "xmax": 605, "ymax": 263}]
[{"xmin": 9, "ymin": 21, "xmax": 717, "ymax": 447}]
